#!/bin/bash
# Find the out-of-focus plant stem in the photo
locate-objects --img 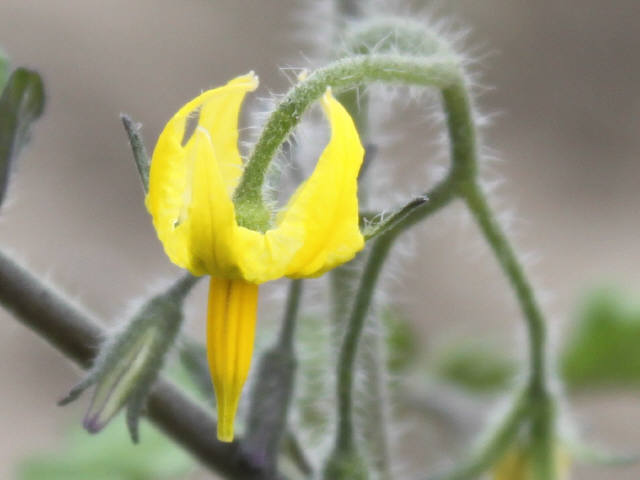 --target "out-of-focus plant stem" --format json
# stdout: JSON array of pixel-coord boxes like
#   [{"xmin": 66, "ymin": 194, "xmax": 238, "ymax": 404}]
[
  {"xmin": 0, "ymin": 249, "xmax": 286, "ymax": 480},
  {"xmin": 242, "ymin": 280, "xmax": 304, "ymax": 476}
]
